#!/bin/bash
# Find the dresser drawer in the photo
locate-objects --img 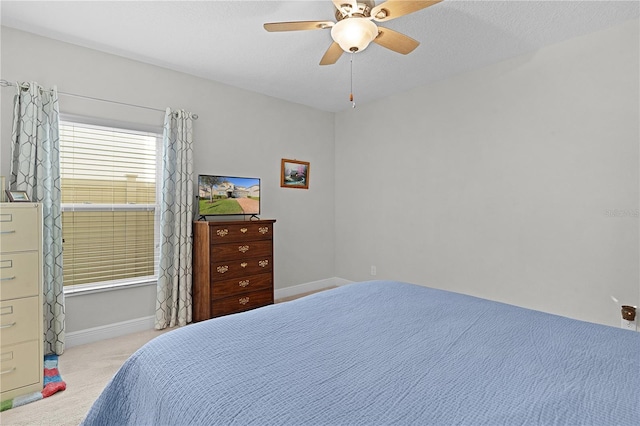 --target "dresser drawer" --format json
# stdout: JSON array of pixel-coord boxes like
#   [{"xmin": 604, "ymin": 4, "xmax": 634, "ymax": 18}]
[
  {"xmin": 0, "ymin": 340, "xmax": 41, "ymax": 393},
  {"xmin": 0, "ymin": 207, "xmax": 40, "ymax": 253},
  {"xmin": 211, "ymin": 288, "xmax": 273, "ymax": 317},
  {"xmin": 212, "ymin": 273, "xmax": 272, "ymax": 299},
  {"xmin": 0, "ymin": 252, "xmax": 40, "ymax": 300},
  {"xmin": 211, "ymin": 256, "xmax": 272, "ymax": 280},
  {"xmin": 209, "ymin": 222, "xmax": 273, "ymax": 243},
  {"xmin": 211, "ymin": 240, "xmax": 272, "ymax": 262},
  {"xmin": 1, "ymin": 297, "xmax": 40, "ymax": 345}
]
